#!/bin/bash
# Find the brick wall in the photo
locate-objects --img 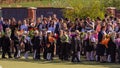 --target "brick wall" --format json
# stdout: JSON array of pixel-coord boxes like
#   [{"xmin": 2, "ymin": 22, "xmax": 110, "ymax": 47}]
[{"xmin": 1, "ymin": 7, "xmax": 64, "ymax": 21}]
